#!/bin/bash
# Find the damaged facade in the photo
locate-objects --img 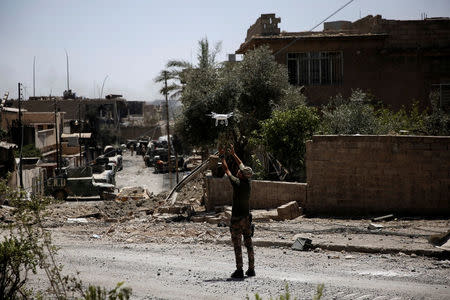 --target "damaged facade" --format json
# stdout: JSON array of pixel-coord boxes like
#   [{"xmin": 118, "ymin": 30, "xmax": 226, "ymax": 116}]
[{"xmin": 236, "ymin": 14, "xmax": 450, "ymax": 110}]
